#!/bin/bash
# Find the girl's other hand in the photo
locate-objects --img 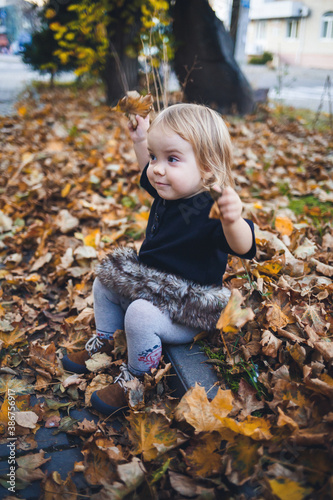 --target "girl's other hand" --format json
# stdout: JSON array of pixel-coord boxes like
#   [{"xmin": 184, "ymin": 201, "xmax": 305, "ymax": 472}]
[
  {"xmin": 128, "ymin": 114, "xmax": 150, "ymax": 144},
  {"xmin": 211, "ymin": 185, "xmax": 243, "ymax": 225}
]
